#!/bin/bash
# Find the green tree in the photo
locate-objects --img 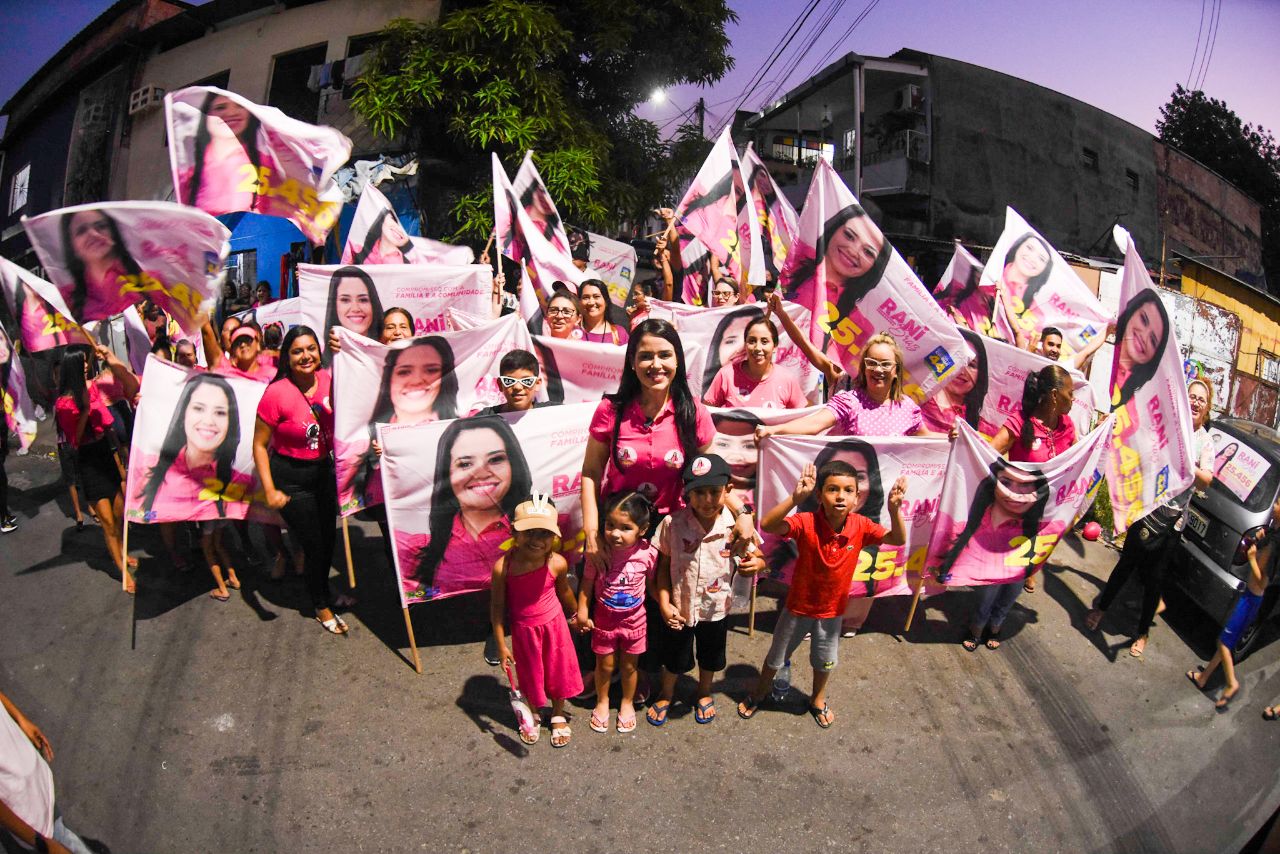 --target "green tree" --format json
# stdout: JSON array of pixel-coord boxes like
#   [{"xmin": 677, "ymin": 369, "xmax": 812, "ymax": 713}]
[
  {"xmin": 1157, "ymin": 85, "xmax": 1280, "ymax": 292},
  {"xmin": 351, "ymin": 0, "xmax": 736, "ymax": 242}
]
